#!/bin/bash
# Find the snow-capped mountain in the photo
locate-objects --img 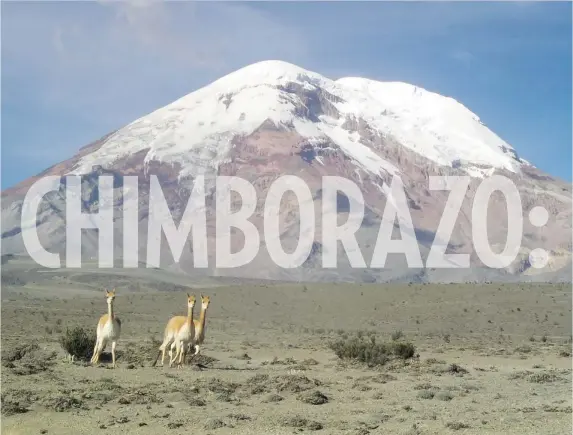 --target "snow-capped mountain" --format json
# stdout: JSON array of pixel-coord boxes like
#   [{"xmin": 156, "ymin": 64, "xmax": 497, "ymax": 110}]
[
  {"xmin": 2, "ymin": 60, "xmax": 571, "ymax": 283},
  {"xmin": 69, "ymin": 60, "xmax": 522, "ymax": 182}
]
